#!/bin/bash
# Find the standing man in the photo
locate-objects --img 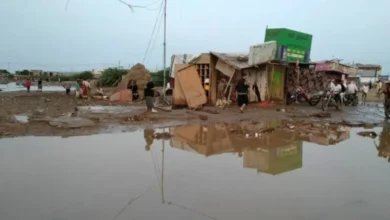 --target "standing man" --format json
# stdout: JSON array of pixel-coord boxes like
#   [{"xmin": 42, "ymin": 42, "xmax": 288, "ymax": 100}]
[
  {"xmin": 331, "ymin": 79, "xmax": 343, "ymax": 109},
  {"xmin": 144, "ymin": 80, "xmax": 155, "ymax": 112},
  {"xmin": 37, "ymin": 78, "xmax": 43, "ymax": 92},
  {"xmin": 346, "ymin": 80, "xmax": 358, "ymax": 100},
  {"xmin": 236, "ymin": 74, "xmax": 249, "ymax": 113}
]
